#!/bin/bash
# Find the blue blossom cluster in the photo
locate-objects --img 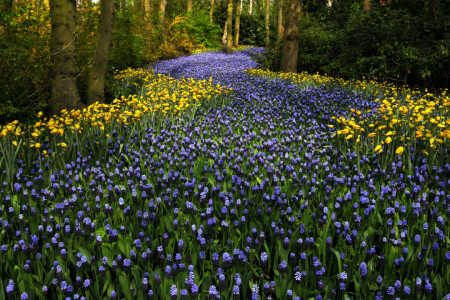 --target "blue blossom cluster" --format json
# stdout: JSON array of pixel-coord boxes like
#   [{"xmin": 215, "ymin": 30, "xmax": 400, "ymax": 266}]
[{"xmin": 0, "ymin": 49, "xmax": 449, "ymax": 299}]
